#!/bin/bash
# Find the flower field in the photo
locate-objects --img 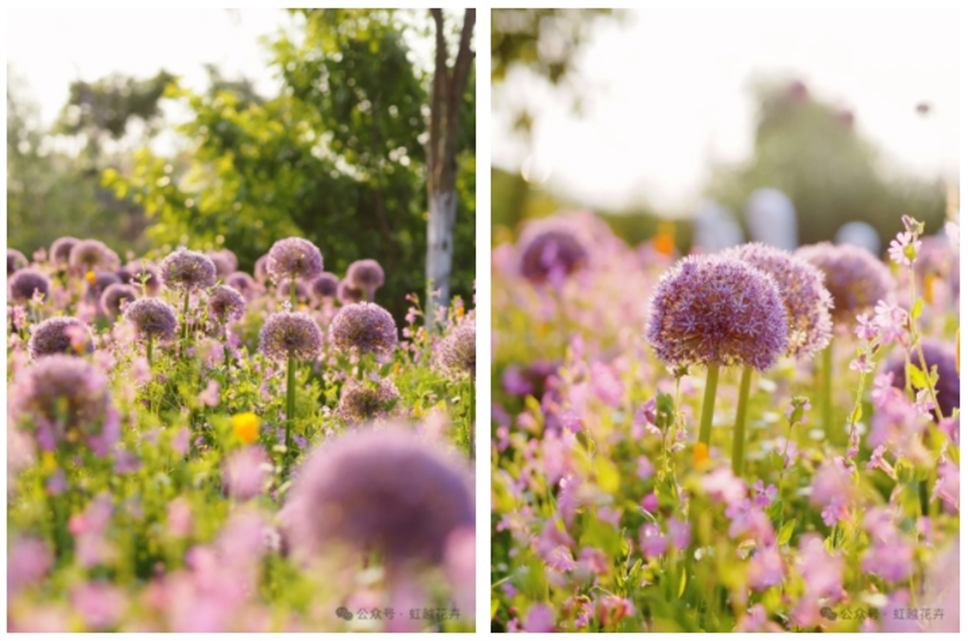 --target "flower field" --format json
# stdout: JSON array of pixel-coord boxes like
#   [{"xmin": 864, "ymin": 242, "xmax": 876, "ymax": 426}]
[
  {"xmin": 7, "ymin": 238, "xmax": 476, "ymax": 632},
  {"xmin": 490, "ymin": 211, "xmax": 959, "ymax": 632}
]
